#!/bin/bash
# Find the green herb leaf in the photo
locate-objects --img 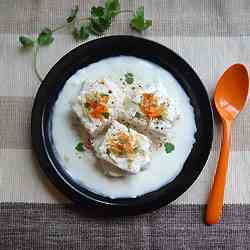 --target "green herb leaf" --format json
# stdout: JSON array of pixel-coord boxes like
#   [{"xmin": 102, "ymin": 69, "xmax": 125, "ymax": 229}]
[
  {"xmin": 19, "ymin": 36, "xmax": 34, "ymax": 48},
  {"xmin": 102, "ymin": 112, "xmax": 110, "ymax": 119},
  {"xmin": 73, "ymin": 25, "xmax": 90, "ymax": 41},
  {"xmin": 164, "ymin": 142, "xmax": 175, "ymax": 154},
  {"xmin": 100, "ymin": 93, "xmax": 109, "ymax": 97},
  {"xmin": 89, "ymin": 0, "xmax": 120, "ymax": 35},
  {"xmin": 126, "ymin": 72, "xmax": 133, "ymax": 77},
  {"xmin": 67, "ymin": 5, "xmax": 79, "ymax": 23},
  {"xmin": 125, "ymin": 72, "xmax": 134, "ymax": 84},
  {"xmin": 104, "ymin": 0, "xmax": 121, "ymax": 17},
  {"xmin": 79, "ymin": 25, "xmax": 90, "ymax": 40},
  {"xmin": 18, "ymin": 2, "xmax": 153, "ymax": 84},
  {"xmin": 37, "ymin": 28, "xmax": 54, "ymax": 46},
  {"xmin": 130, "ymin": 6, "xmax": 152, "ymax": 32},
  {"xmin": 75, "ymin": 142, "xmax": 85, "ymax": 152},
  {"xmin": 89, "ymin": 16, "xmax": 112, "ymax": 34},
  {"xmin": 144, "ymin": 19, "xmax": 152, "ymax": 30},
  {"xmin": 91, "ymin": 6, "xmax": 105, "ymax": 17}
]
